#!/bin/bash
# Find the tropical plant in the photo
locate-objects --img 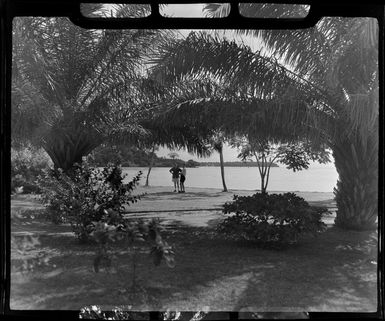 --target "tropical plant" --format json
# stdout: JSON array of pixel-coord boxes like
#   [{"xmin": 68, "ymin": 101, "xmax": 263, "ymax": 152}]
[
  {"xmin": 11, "ymin": 235, "xmax": 52, "ymax": 273},
  {"xmin": 144, "ymin": 143, "xmax": 158, "ymax": 186},
  {"xmin": 209, "ymin": 131, "xmax": 228, "ymax": 192},
  {"xmin": 150, "ymin": 7, "xmax": 379, "ymax": 230},
  {"xmin": 92, "ymin": 217, "xmax": 175, "ymax": 272},
  {"xmin": 11, "ymin": 6, "xmax": 173, "ymax": 171},
  {"xmin": 218, "ymin": 192, "xmax": 328, "ymax": 248},
  {"xmin": 11, "ymin": 144, "xmax": 52, "ymax": 194},
  {"xmin": 207, "ymin": 4, "xmax": 379, "ymax": 231},
  {"xmin": 235, "ymin": 137, "xmax": 330, "ymax": 193},
  {"xmin": 38, "ymin": 161, "xmax": 142, "ymax": 241}
]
